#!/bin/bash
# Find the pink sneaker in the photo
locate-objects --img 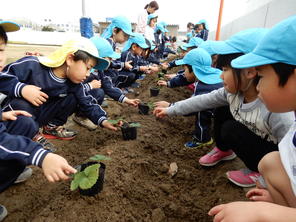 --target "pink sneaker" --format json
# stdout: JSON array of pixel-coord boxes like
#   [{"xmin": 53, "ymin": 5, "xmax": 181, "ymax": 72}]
[
  {"xmin": 199, "ymin": 147, "xmax": 236, "ymax": 166},
  {"xmin": 226, "ymin": 169, "xmax": 261, "ymax": 187}
]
